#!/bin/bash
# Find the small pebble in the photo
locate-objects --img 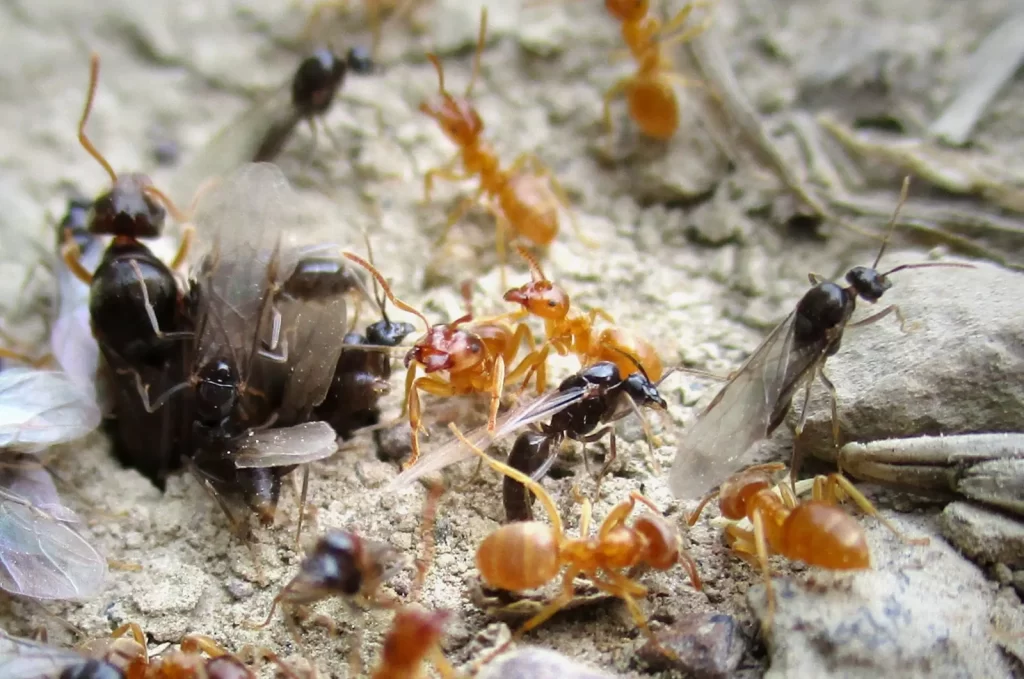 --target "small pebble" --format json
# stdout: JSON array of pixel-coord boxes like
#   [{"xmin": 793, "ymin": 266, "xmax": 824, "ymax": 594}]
[
  {"xmin": 636, "ymin": 613, "xmax": 745, "ymax": 678},
  {"xmin": 478, "ymin": 647, "xmax": 620, "ymax": 679},
  {"xmin": 941, "ymin": 501, "xmax": 1024, "ymax": 568}
]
